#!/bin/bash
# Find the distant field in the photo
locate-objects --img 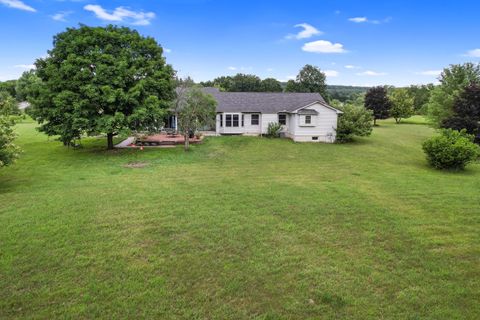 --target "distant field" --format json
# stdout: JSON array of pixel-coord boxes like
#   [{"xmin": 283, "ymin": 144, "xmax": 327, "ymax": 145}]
[{"xmin": 1, "ymin": 118, "xmax": 479, "ymax": 319}]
